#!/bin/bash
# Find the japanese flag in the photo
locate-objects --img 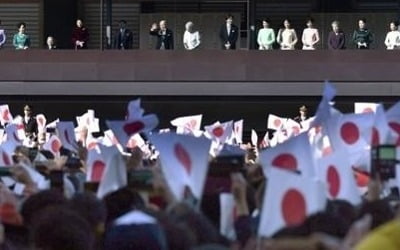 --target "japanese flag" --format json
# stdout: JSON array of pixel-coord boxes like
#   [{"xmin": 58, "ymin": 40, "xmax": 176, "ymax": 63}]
[
  {"xmin": 267, "ymin": 114, "xmax": 286, "ymax": 131},
  {"xmin": 311, "ymin": 82, "xmax": 337, "ymax": 127},
  {"xmin": 251, "ymin": 129, "xmax": 258, "ymax": 147},
  {"xmin": 327, "ymin": 113, "xmax": 374, "ymax": 154},
  {"xmin": 204, "ymin": 121, "xmax": 233, "ymax": 144},
  {"xmin": 260, "ymin": 132, "xmax": 270, "ymax": 149},
  {"xmin": 371, "ymin": 104, "xmax": 391, "ymax": 146},
  {"xmin": 259, "ymin": 133, "xmax": 315, "ymax": 177},
  {"xmin": 126, "ymin": 133, "xmax": 146, "ymax": 150},
  {"xmin": 0, "ymin": 105, "xmax": 13, "ymax": 126},
  {"xmin": 149, "ymin": 133, "xmax": 212, "ymax": 201},
  {"xmin": 36, "ymin": 114, "xmax": 47, "ymax": 133},
  {"xmin": 170, "ymin": 114, "xmax": 202, "ymax": 135},
  {"xmin": 316, "ymin": 150, "xmax": 362, "ymax": 206},
  {"xmin": 46, "ymin": 118, "xmax": 59, "ymax": 129},
  {"xmin": 233, "ymin": 120, "xmax": 244, "ymax": 144},
  {"xmin": 97, "ymin": 145, "xmax": 128, "ymax": 198},
  {"xmin": 354, "ymin": 102, "xmax": 378, "ymax": 114},
  {"xmin": 4, "ymin": 124, "xmax": 23, "ymax": 145},
  {"xmin": 56, "ymin": 121, "xmax": 78, "ymax": 152},
  {"xmin": 258, "ymin": 168, "xmax": 327, "ymax": 237},
  {"xmin": 385, "ymin": 102, "xmax": 400, "ymax": 143},
  {"xmin": 85, "ymin": 133, "xmax": 100, "ymax": 150},
  {"xmin": 106, "ymin": 114, "xmax": 159, "ymax": 147},
  {"xmin": 42, "ymin": 135, "xmax": 62, "ymax": 157},
  {"xmin": 86, "ymin": 148, "xmax": 106, "ymax": 182},
  {"xmin": 76, "ymin": 110, "xmax": 100, "ymax": 133},
  {"xmin": 126, "ymin": 99, "xmax": 144, "ymax": 121},
  {"xmin": 220, "ymin": 193, "xmax": 237, "ymax": 240},
  {"xmin": 285, "ymin": 119, "xmax": 301, "ymax": 138}
]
